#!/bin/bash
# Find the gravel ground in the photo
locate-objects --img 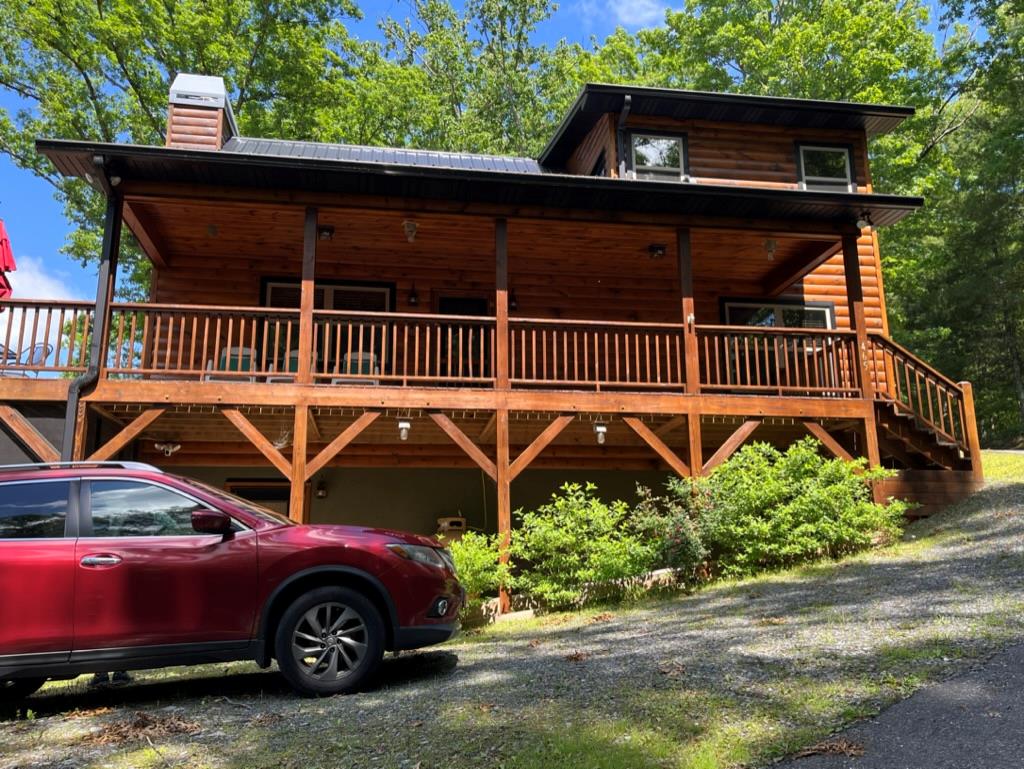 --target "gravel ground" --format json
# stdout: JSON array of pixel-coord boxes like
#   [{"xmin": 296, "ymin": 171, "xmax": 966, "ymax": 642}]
[{"xmin": 2, "ymin": 482, "xmax": 1024, "ymax": 769}]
